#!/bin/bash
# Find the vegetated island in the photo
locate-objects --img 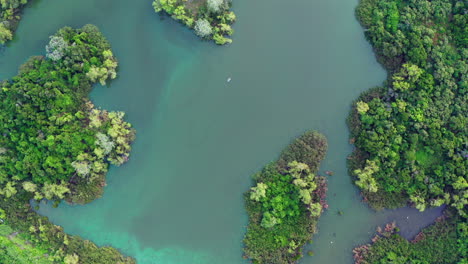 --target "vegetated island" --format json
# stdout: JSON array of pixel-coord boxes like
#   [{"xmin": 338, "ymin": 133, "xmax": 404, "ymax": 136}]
[
  {"xmin": 243, "ymin": 131, "xmax": 328, "ymax": 264},
  {"xmin": 152, "ymin": 0, "xmax": 236, "ymax": 45},
  {"xmin": 348, "ymin": 0, "xmax": 467, "ymax": 262},
  {"xmin": 0, "ymin": 0, "xmax": 30, "ymax": 44},
  {"xmin": 0, "ymin": 25, "xmax": 135, "ymax": 263}
]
